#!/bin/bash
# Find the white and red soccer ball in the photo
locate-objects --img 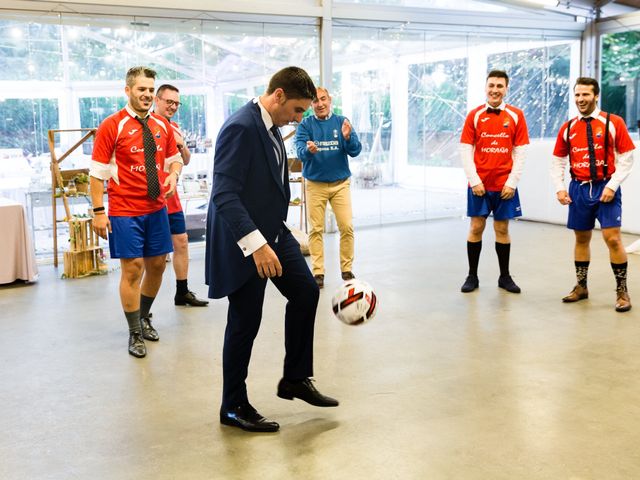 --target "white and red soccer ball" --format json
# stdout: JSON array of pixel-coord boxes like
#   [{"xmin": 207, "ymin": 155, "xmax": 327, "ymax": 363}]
[{"xmin": 331, "ymin": 279, "xmax": 377, "ymax": 325}]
